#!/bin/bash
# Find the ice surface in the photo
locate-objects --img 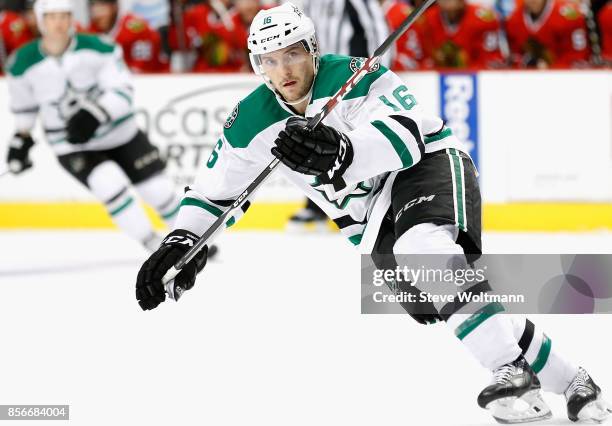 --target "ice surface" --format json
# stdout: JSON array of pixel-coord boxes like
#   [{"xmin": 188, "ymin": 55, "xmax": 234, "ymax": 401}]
[{"xmin": 0, "ymin": 230, "xmax": 610, "ymax": 426}]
